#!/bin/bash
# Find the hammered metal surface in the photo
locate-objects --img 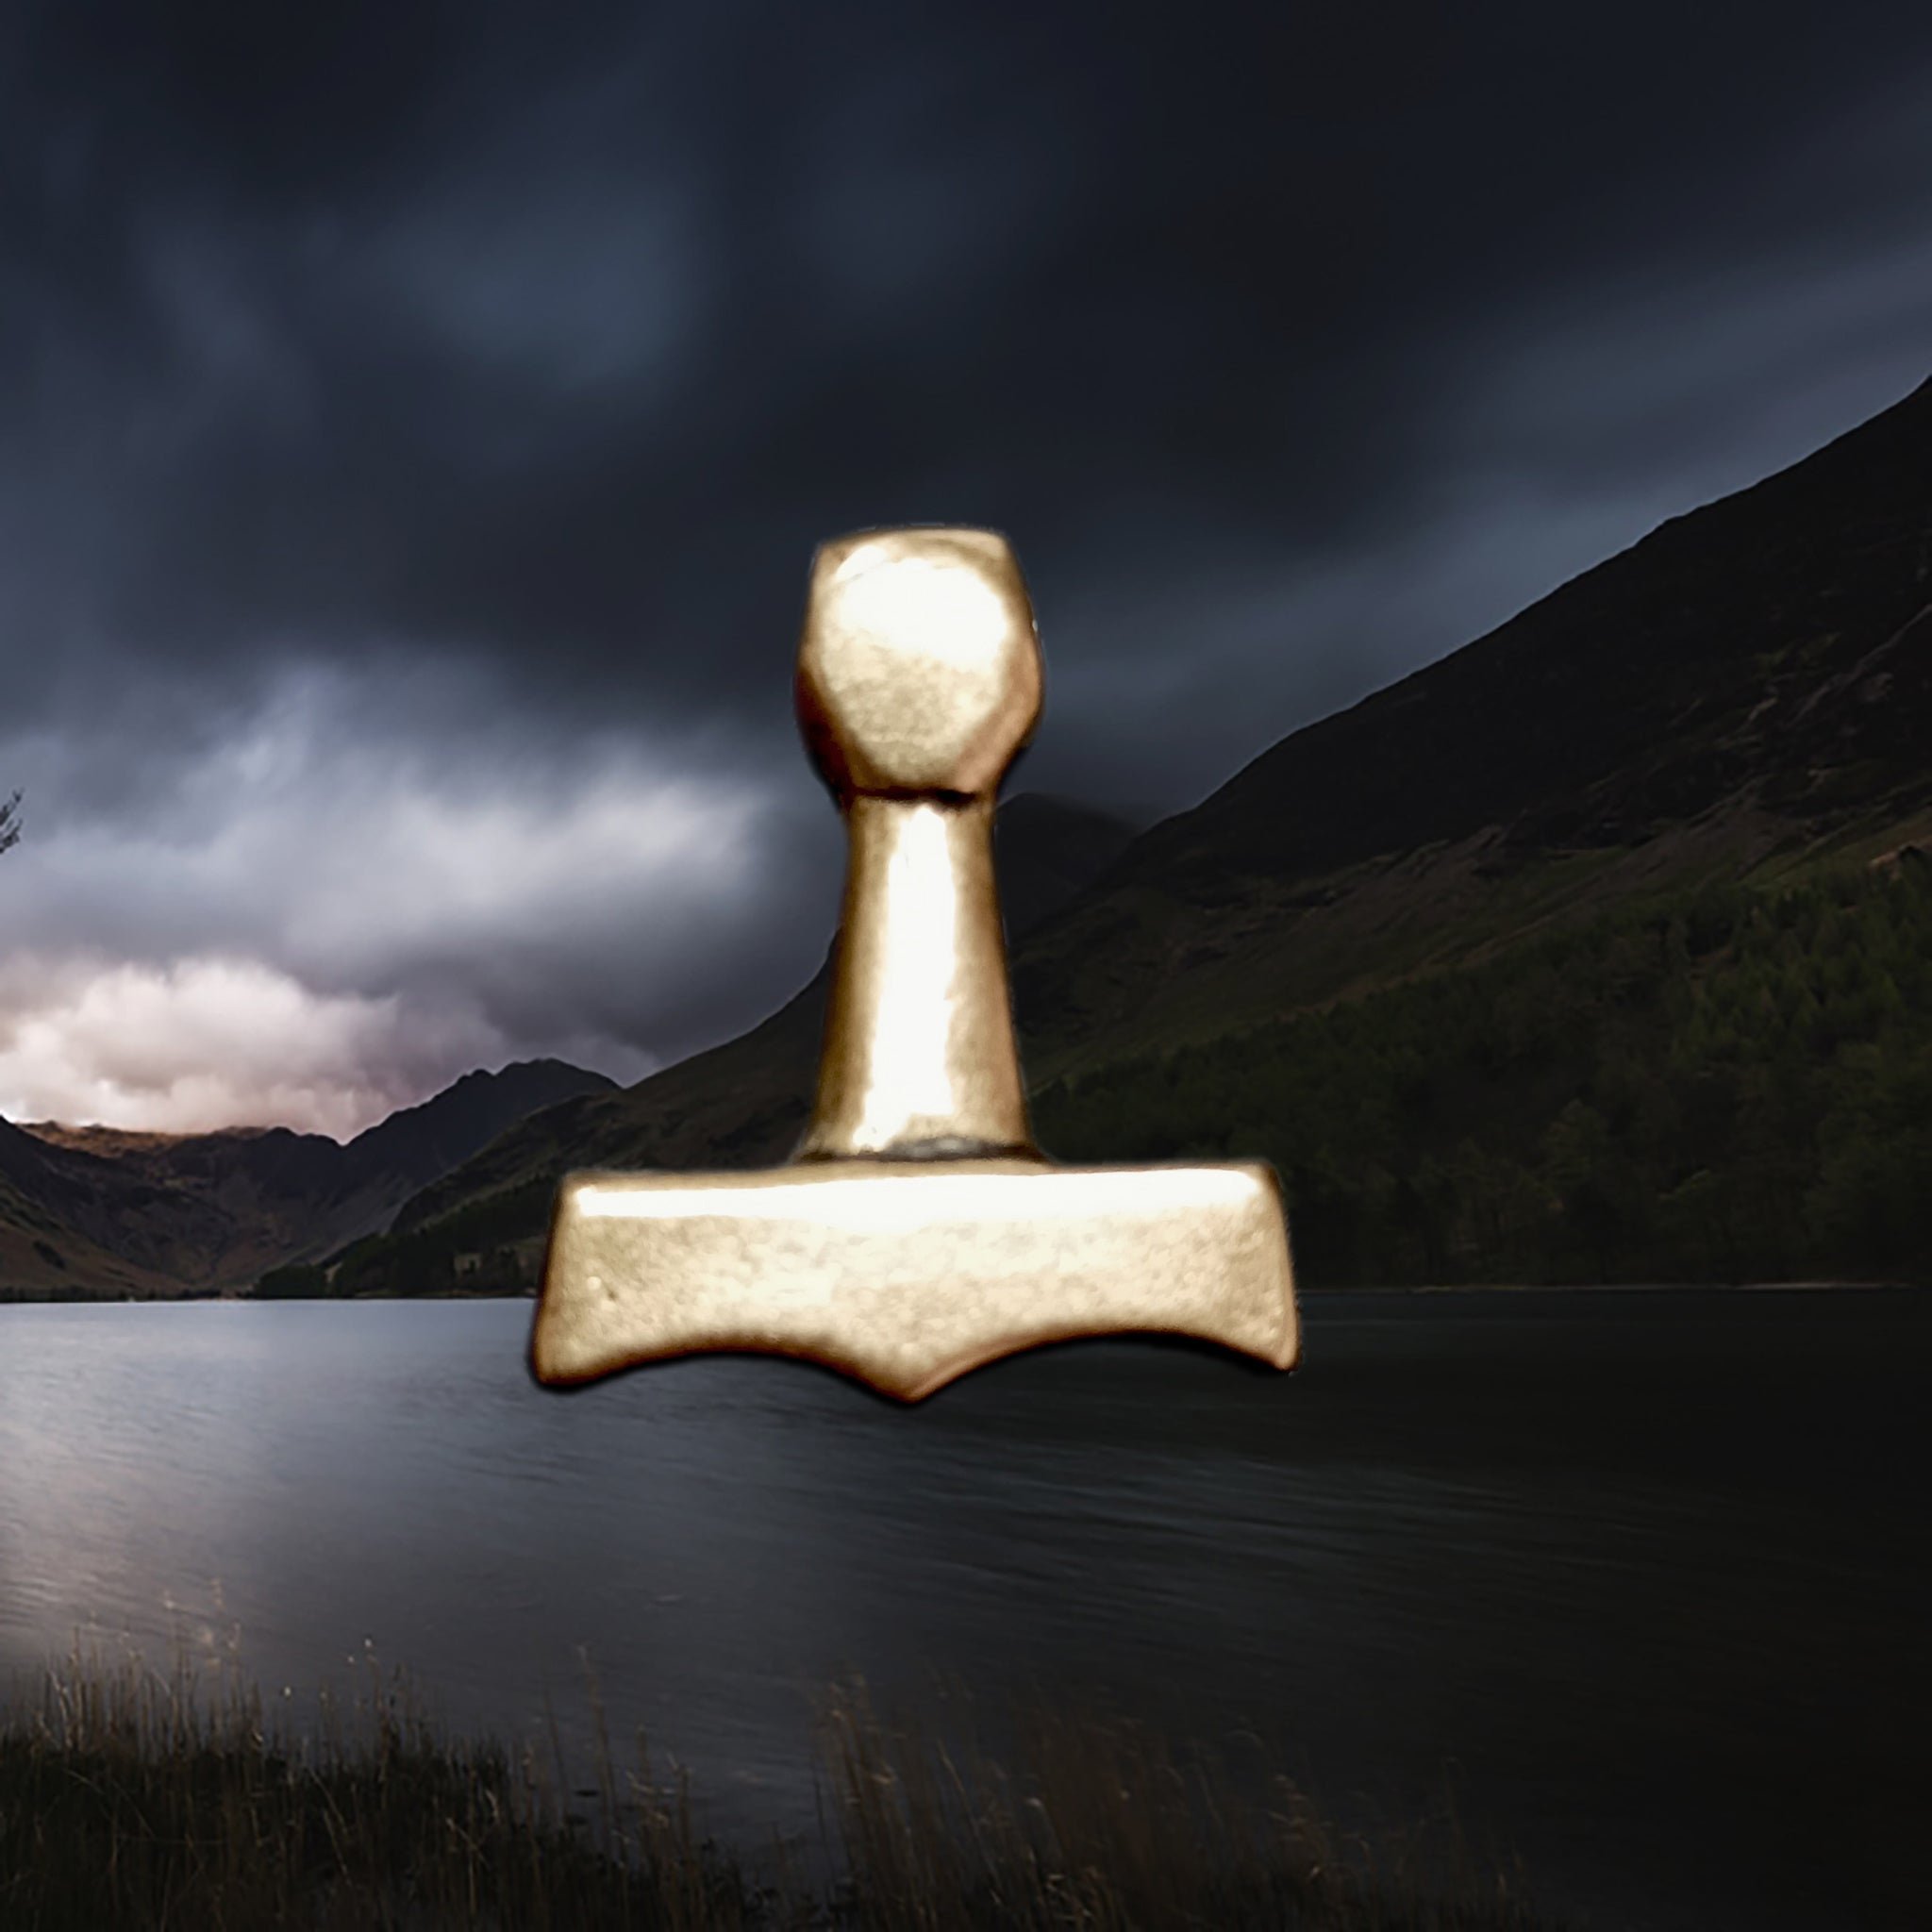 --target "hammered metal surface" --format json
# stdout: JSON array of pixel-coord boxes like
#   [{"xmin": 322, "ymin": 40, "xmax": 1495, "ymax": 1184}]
[
  {"xmin": 795, "ymin": 527, "xmax": 1041, "ymax": 799},
  {"xmin": 530, "ymin": 525, "xmax": 1299, "ymax": 1402},
  {"xmin": 533, "ymin": 1158, "xmax": 1296, "ymax": 1402},
  {"xmin": 795, "ymin": 792, "xmax": 1031, "ymax": 1161}
]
